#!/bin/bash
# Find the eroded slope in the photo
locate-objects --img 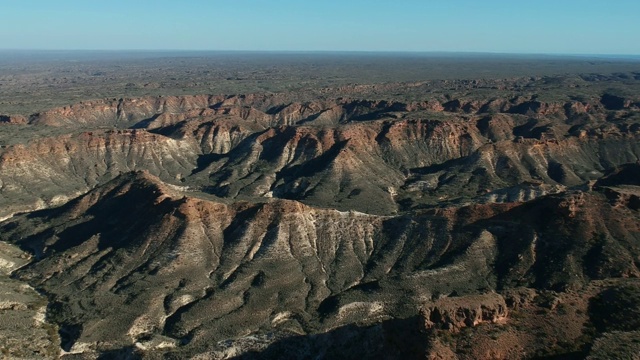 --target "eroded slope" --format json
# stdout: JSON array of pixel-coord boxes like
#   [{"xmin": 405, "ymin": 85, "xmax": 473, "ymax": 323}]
[{"xmin": 1, "ymin": 73, "xmax": 640, "ymax": 358}]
